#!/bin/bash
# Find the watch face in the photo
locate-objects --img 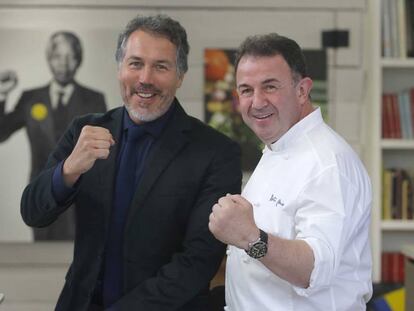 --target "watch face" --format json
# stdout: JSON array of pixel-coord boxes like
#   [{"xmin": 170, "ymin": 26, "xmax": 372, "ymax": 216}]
[{"xmin": 247, "ymin": 241, "xmax": 268, "ymax": 259}]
